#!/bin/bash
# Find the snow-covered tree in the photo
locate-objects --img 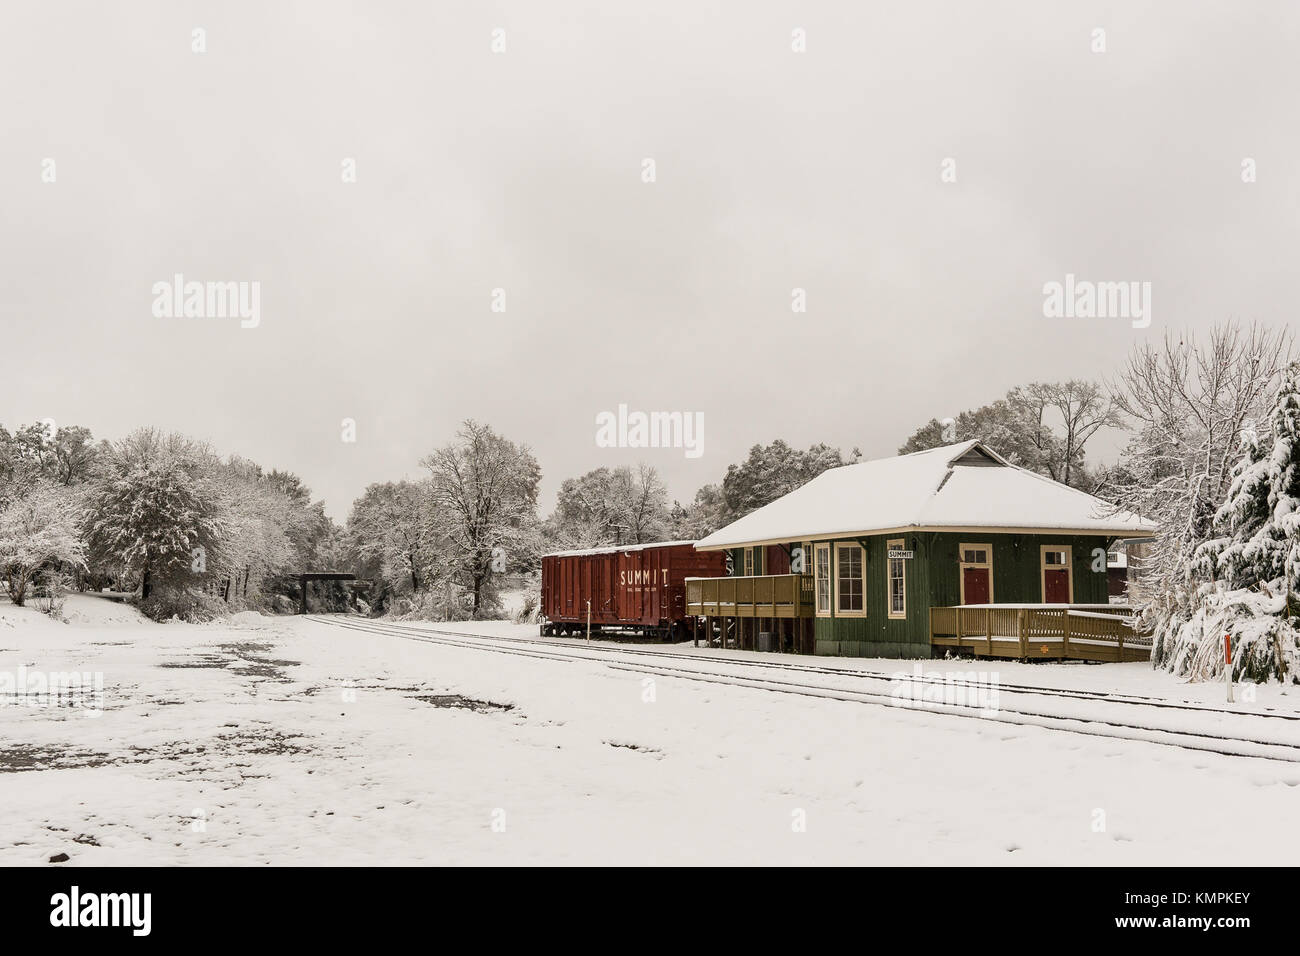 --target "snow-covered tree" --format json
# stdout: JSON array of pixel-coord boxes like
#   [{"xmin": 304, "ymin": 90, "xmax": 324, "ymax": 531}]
[
  {"xmin": 0, "ymin": 482, "xmax": 87, "ymax": 606},
  {"xmin": 208, "ymin": 458, "xmax": 297, "ymax": 607},
  {"xmin": 668, "ymin": 483, "xmax": 725, "ymax": 540},
  {"xmin": 347, "ymin": 480, "xmax": 436, "ymax": 600},
  {"xmin": 1, "ymin": 422, "xmax": 92, "ymax": 508},
  {"xmin": 546, "ymin": 463, "xmax": 670, "ymax": 548},
  {"xmin": 1195, "ymin": 428, "xmax": 1275, "ymax": 589},
  {"xmin": 422, "ymin": 421, "xmax": 540, "ymax": 617},
  {"xmin": 1108, "ymin": 323, "xmax": 1292, "ymax": 670},
  {"xmin": 720, "ymin": 440, "xmax": 844, "ymax": 521},
  {"xmin": 624, "ymin": 463, "xmax": 670, "ymax": 543},
  {"xmin": 264, "ymin": 469, "xmax": 336, "ymax": 573},
  {"xmin": 901, "ymin": 398, "xmax": 1051, "ymax": 469},
  {"xmin": 1174, "ymin": 362, "xmax": 1300, "ymax": 682},
  {"xmin": 85, "ymin": 429, "xmax": 224, "ymax": 606},
  {"xmin": 898, "ymin": 380, "xmax": 1118, "ymax": 488}
]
